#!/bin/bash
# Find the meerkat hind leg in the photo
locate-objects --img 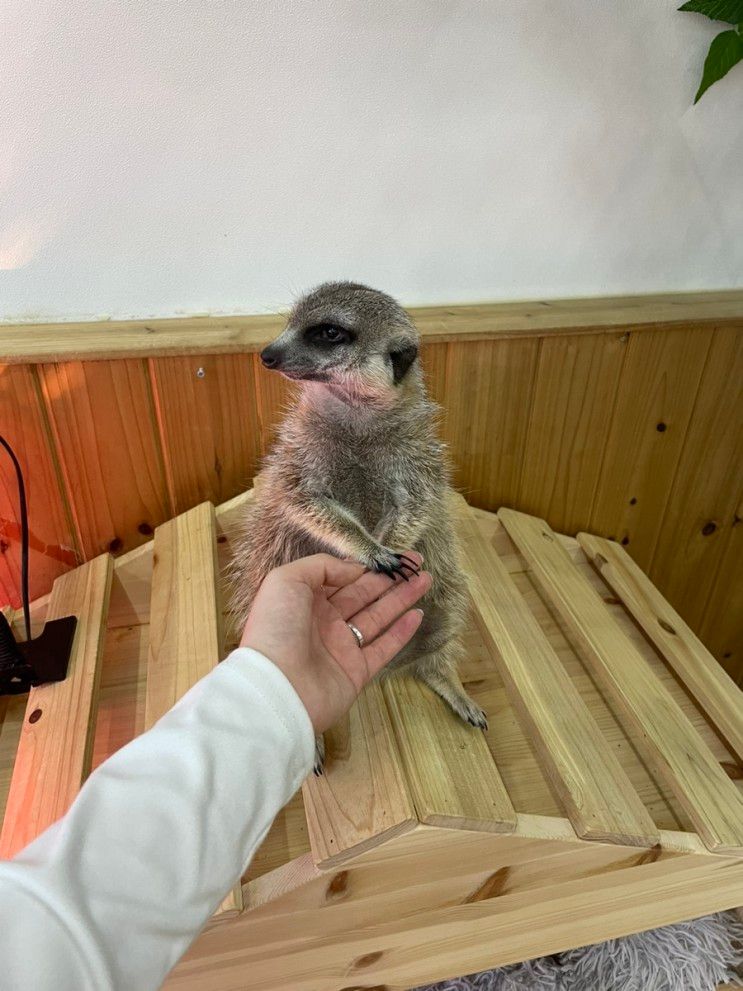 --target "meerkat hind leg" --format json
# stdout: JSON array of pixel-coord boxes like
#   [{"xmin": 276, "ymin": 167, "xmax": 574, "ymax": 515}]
[{"xmin": 414, "ymin": 649, "xmax": 488, "ymax": 731}]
